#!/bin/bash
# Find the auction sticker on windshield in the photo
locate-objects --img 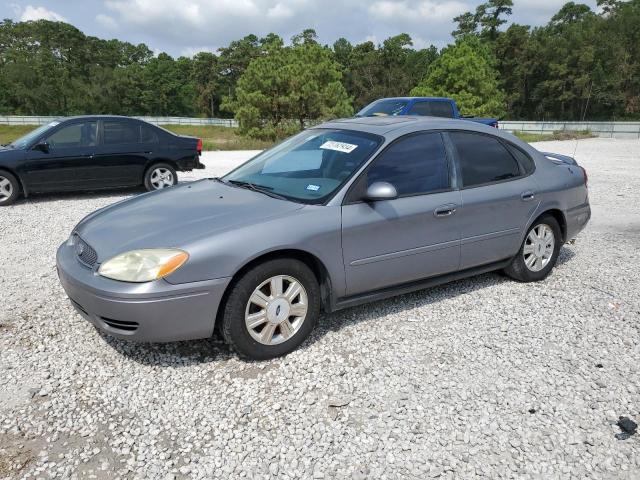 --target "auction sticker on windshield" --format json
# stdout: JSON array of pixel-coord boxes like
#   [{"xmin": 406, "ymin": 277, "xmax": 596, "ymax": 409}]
[{"xmin": 320, "ymin": 141, "xmax": 358, "ymax": 154}]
